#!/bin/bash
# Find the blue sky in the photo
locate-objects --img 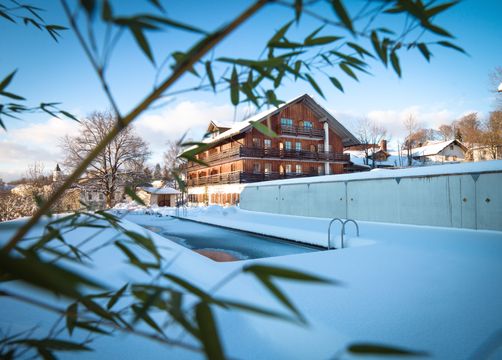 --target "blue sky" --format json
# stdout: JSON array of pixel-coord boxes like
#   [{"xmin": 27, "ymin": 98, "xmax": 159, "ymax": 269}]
[{"xmin": 1, "ymin": 0, "xmax": 501, "ymax": 181}]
